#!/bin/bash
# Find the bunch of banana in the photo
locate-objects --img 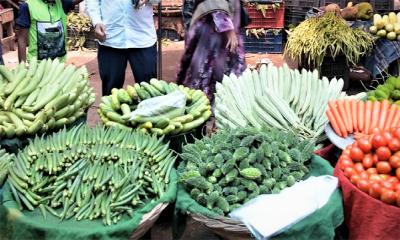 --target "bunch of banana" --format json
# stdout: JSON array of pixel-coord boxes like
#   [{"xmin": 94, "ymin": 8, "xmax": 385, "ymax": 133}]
[
  {"xmin": 7, "ymin": 125, "xmax": 176, "ymax": 225},
  {"xmin": 0, "ymin": 58, "xmax": 95, "ymax": 138},
  {"xmin": 98, "ymin": 79, "xmax": 212, "ymax": 136},
  {"xmin": 0, "ymin": 148, "xmax": 13, "ymax": 186}
]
